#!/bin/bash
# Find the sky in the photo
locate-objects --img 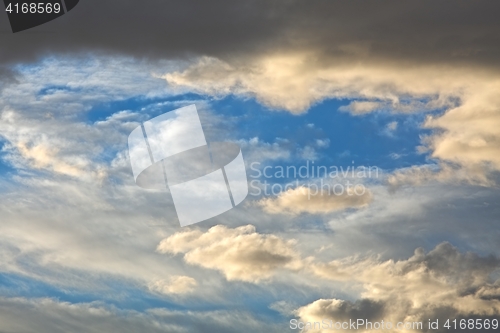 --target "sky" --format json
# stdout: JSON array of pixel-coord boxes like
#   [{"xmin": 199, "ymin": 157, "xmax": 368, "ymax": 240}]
[{"xmin": 1, "ymin": 1, "xmax": 500, "ymax": 332}]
